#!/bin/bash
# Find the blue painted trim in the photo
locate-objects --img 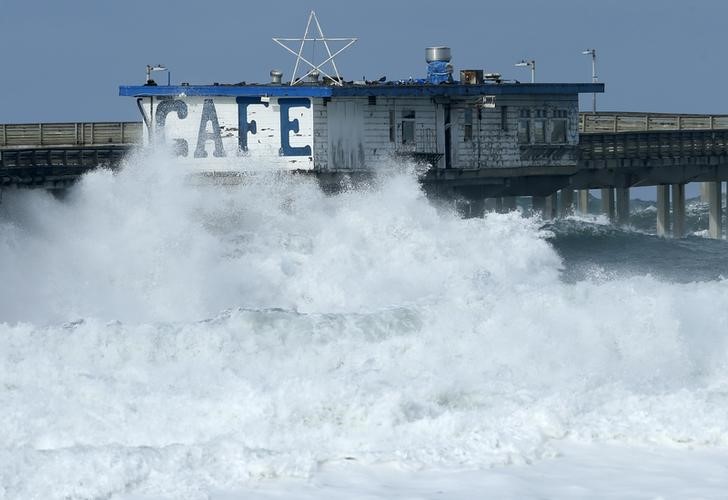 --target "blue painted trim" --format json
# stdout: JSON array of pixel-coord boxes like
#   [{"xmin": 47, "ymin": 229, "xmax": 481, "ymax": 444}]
[
  {"xmin": 119, "ymin": 83, "xmax": 604, "ymax": 98},
  {"xmin": 332, "ymin": 83, "xmax": 604, "ymax": 97},
  {"xmin": 119, "ymin": 85, "xmax": 333, "ymax": 97}
]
